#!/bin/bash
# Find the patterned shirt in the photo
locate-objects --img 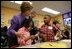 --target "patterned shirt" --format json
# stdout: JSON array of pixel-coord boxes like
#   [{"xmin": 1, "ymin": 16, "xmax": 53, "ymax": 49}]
[
  {"xmin": 17, "ymin": 27, "xmax": 32, "ymax": 46},
  {"xmin": 40, "ymin": 24, "xmax": 55, "ymax": 42}
]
